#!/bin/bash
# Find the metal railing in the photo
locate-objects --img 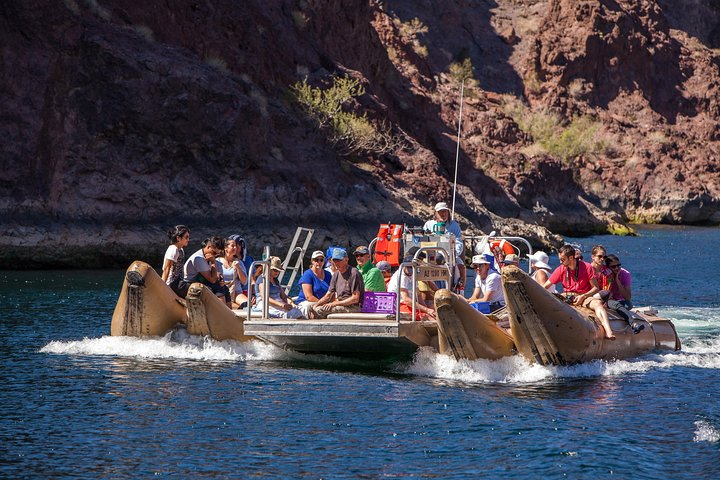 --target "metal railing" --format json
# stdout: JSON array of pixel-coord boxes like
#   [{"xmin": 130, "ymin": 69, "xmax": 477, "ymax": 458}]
[
  {"xmin": 394, "ymin": 246, "xmax": 452, "ymax": 323},
  {"xmin": 465, "ymin": 235, "xmax": 534, "ymax": 273},
  {"xmin": 246, "ymin": 258, "xmax": 271, "ymax": 323}
]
